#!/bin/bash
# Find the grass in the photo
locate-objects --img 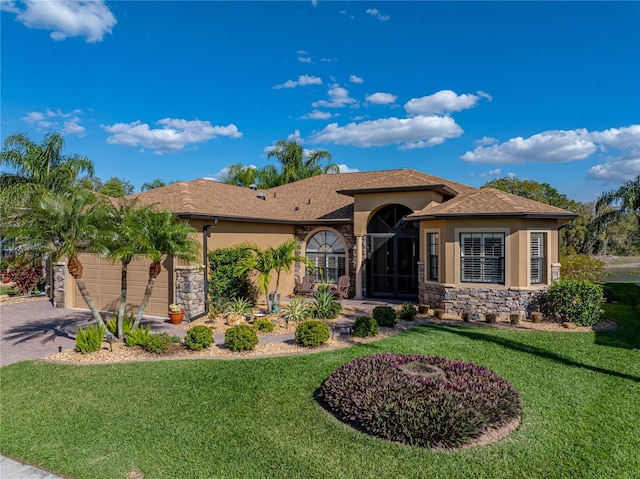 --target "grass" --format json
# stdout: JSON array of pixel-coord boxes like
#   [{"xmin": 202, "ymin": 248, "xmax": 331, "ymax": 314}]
[
  {"xmin": 1, "ymin": 283, "xmax": 639, "ymax": 479},
  {"xmin": 0, "ymin": 285, "xmax": 16, "ymax": 295}
]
